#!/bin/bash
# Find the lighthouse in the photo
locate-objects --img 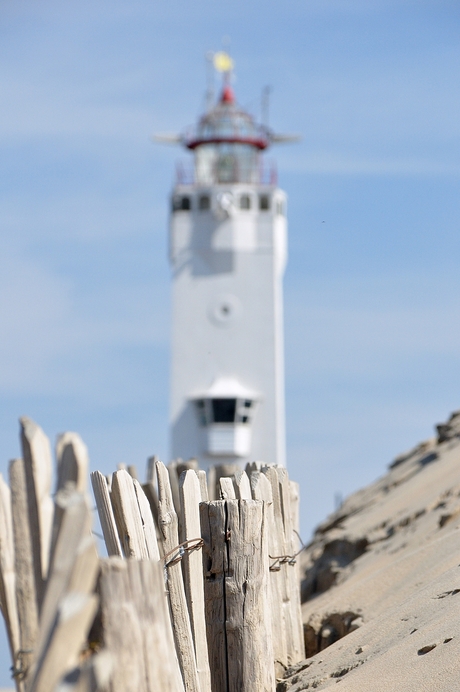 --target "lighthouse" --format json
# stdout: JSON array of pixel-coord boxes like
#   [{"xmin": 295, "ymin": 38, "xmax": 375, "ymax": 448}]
[{"xmin": 166, "ymin": 55, "xmax": 289, "ymax": 470}]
